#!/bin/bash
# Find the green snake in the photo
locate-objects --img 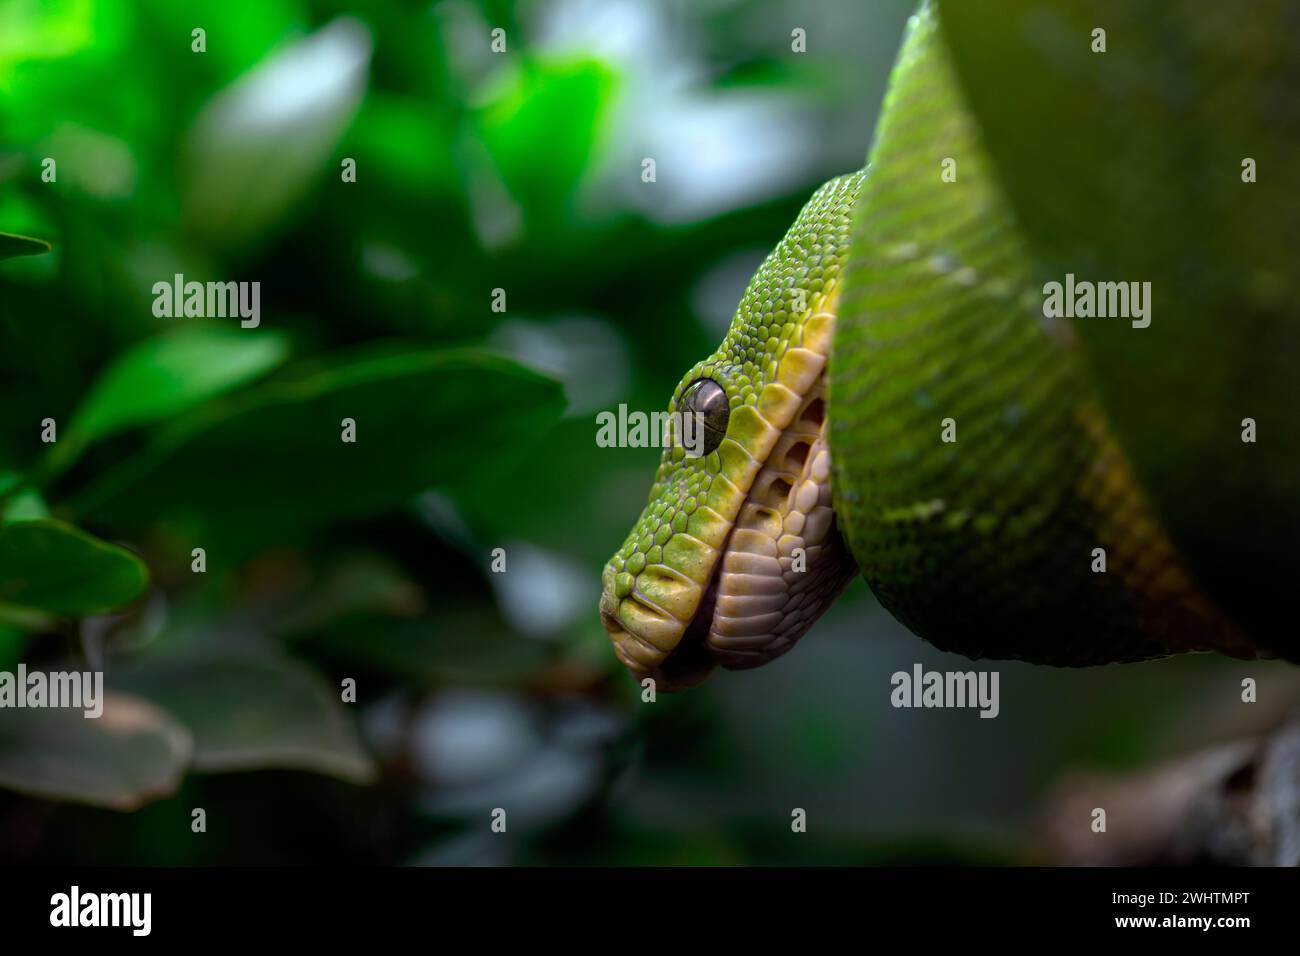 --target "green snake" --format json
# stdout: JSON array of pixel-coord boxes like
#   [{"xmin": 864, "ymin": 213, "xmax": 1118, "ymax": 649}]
[{"xmin": 599, "ymin": 3, "xmax": 1296, "ymax": 690}]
